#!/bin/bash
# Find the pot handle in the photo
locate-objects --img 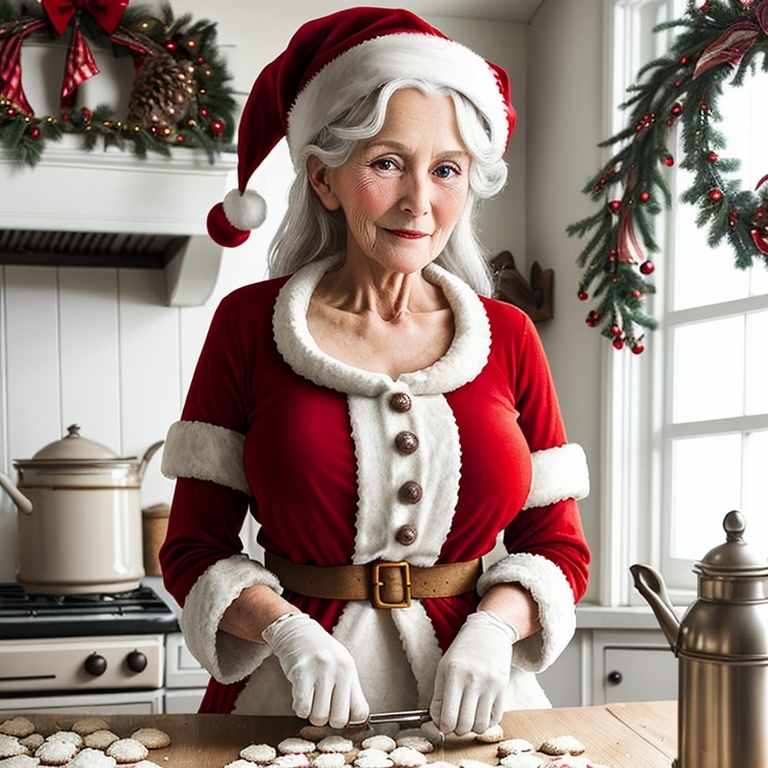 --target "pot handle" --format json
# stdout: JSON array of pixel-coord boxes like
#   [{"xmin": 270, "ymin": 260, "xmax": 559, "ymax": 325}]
[
  {"xmin": 0, "ymin": 471, "xmax": 33, "ymax": 515},
  {"xmin": 139, "ymin": 440, "xmax": 164, "ymax": 479}
]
